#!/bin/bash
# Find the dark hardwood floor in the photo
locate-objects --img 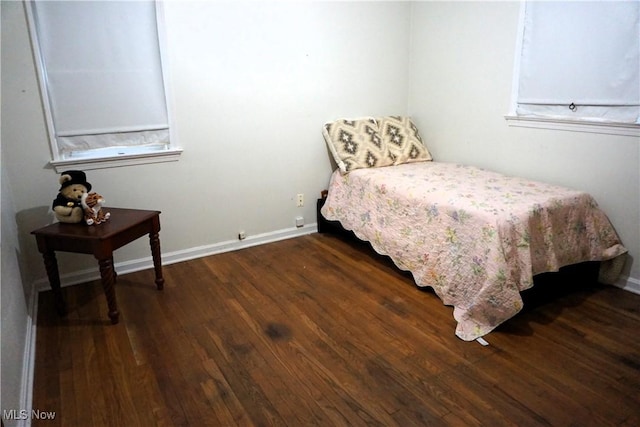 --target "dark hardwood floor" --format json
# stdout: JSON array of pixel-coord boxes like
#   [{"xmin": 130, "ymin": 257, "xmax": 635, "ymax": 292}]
[{"xmin": 32, "ymin": 233, "xmax": 640, "ymax": 426}]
